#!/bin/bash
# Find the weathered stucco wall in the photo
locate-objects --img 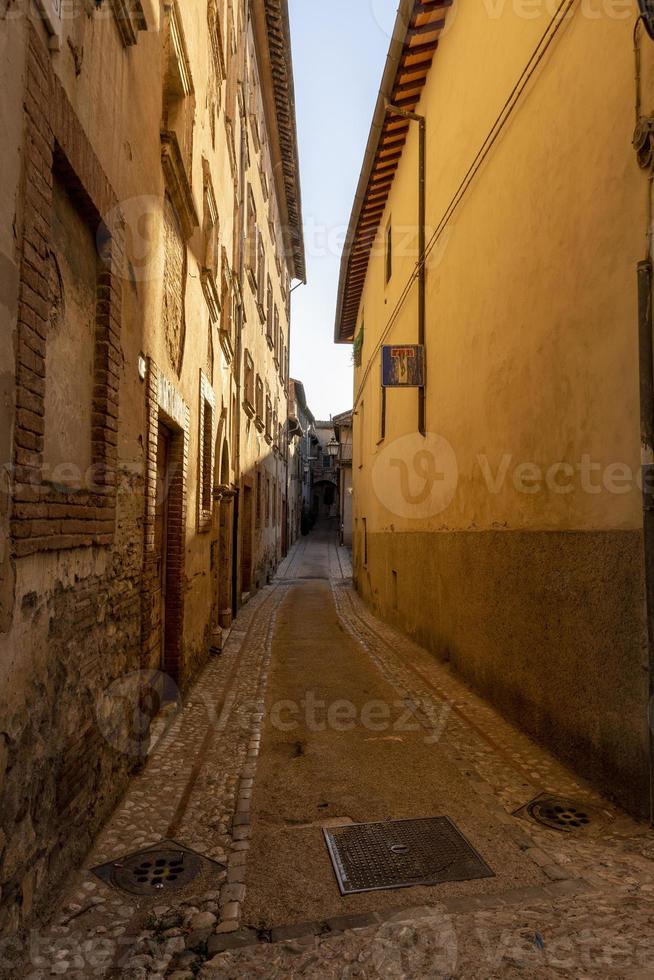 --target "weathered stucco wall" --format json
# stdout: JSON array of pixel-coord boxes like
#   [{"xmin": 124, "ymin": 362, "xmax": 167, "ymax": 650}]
[
  {"xmin": 351, "ymin": 5, "xmax": 651, "ymax": 815},
  {"xmin": 0, "ymin": 0, "xmax": 299, "ymax": 937}
]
